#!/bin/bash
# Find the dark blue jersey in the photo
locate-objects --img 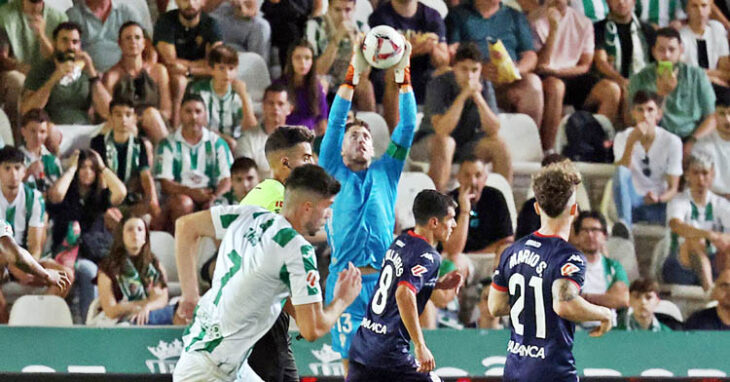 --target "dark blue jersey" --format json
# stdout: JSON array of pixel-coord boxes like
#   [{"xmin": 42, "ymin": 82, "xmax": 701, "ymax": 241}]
[
  {"xmin": 492, "ymin": 232, "xmax": 587, "ymax": 382},
  {"xmin": 349, "ymin": 231, "xmax": 441, "ymax": 369}
]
